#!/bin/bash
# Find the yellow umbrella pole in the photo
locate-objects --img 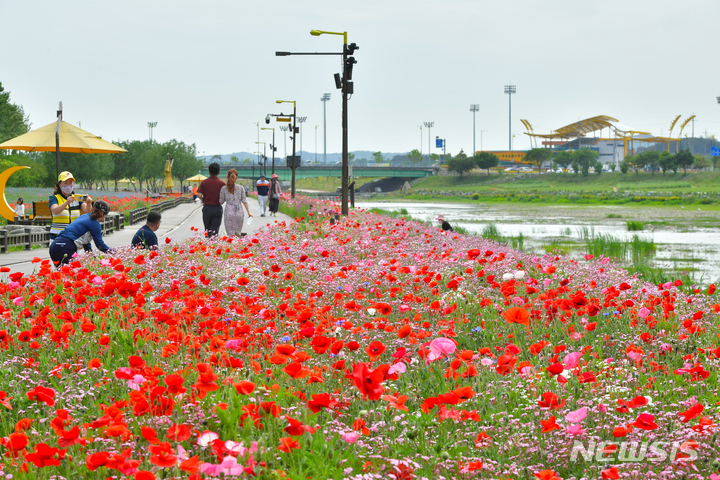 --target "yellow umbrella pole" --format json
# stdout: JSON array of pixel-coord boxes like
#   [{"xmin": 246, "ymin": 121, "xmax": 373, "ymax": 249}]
[{"xmin": 55, "ymin": 101, "xmax": 62, "ymax": 177}]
